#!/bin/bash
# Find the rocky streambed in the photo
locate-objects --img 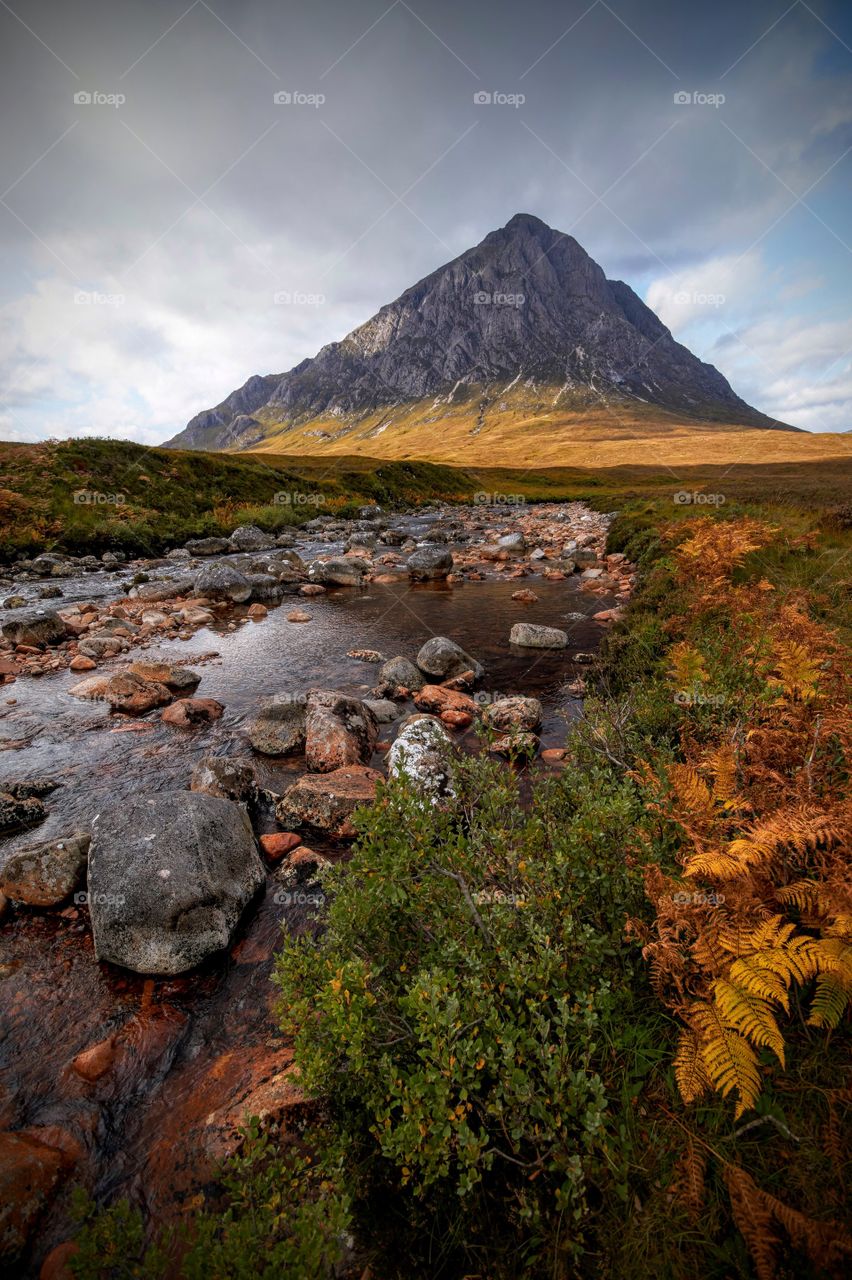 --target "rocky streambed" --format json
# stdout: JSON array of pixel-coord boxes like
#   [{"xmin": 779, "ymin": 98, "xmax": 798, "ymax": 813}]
[{"xmin": 0, "ymin": 501, "xmax": 634, "ymax": 1276}]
